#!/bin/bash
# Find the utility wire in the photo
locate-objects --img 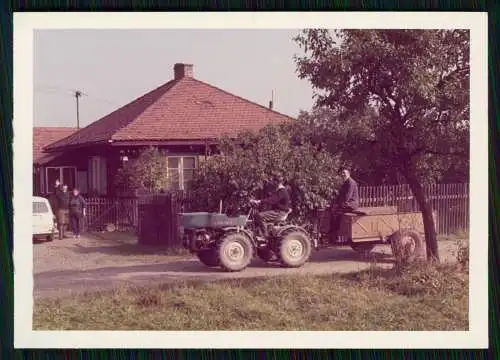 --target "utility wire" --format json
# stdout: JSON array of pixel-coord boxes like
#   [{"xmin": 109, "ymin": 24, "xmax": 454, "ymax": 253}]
[
  {"xmin": 35, "ymin": 86, "xmax": 120, "ymax": 106},
  {"xmin": 35, "ymin": 85, "xmax": 121, "ymax": 128}
]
